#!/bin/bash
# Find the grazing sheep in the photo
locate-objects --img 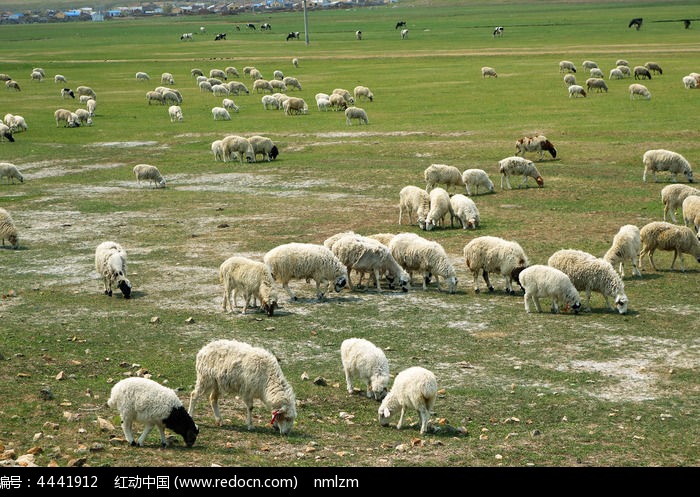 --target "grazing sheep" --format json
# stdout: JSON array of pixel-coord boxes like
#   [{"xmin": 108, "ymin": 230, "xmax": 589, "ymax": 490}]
[
  {"xmin": 629, "ymin": 17, "xmax": 643, "ymax": 30},
  {"xmin": 586, "ymin": 77, "xmax": 608, "ymax": 93},
  {"xmin": 249, "ymin": 68, "xmax": 264, "ymax": 81},
  {"xmin": 589, "ymin": 68, "xmax": 604, "ymax": 79},
  {"xmin": 481, "ymin": 66, "xmax": 497, "ymax": 78},
  {"xmin": 262, "ymin": 94, "xmax": 281, "ymax": 110},
  {"xmin": 0, "ymin": 73, "xmax": 11, "ymax": 81},
  {"xmin": 282, "ymin": 97, "xmax": 308, "ymax": 115},
  {"xmin": 661, "ymin": 183, "xmax": 700, "ymax": 222},
  {"xmin": 400, "ymin": 28, "xmax": 409, "ymax": 39},
  {"xmin": 682, "ymin": 75, "xmax": 697, "ymax": 89},
  {"xmin": 424, "ymin": 163, "xmax": 465, "ymax": 192},
  {"xmin": 449, "ymin": 193, "xmax": 480, "ymax": 230},
  {"xmin": 643, "ymin": 149, "xmax": 694, "ymax": 183},
  {"xmin": 253, "ymin": 79, "xmax": 274, "ymax": 94},
  {"xmin": 222, "ymin": 98, "xmax": 239, "ymax": 113},
  {"xmin": 5, "ymin": 80, "xmax": 20, "ymax": 91},
  {"xmin": 582, "ymin": 60, "xmax": 598, "ymax": 71},
  {"xmin": 421, "ymin": 186, "xmax": 453, "ymax": 231},
  {"xmin": 559, "ymin": 60, "xmax": 577, "ymax": 73},
  {"xmin": 168, "ymin": 105, "xmax": 183, "ymax": 122},
  {"xmin": 633, "ymin": 66, "xmax": 652, "ymax": 80},
  {"xmin": 198, "ymin": 81, "xmax": 213, "ymax": 93},
  {"xmin": 94, "ymin": 241, "xmax": 132, "ymax": 298},
  {"xmin": 188, "ymin": 339, "xmax": 297, "ymax": 435},
  {"xmin": 0, "ymin": 162, "xmax": 23, "ymax": 184},
  {"xmin": 211, "ymin": 84, "xmax": 230, "ymax": 97},
  {"xmin": 219, "ymin": 256, "xmax": 278, "ymax": 316},
  {"xmin": 263, "ymin": 242, "xmax": 348, "ymax": 301},
  {"xmin": 603, "ymin": 224, "xmax": 642, "ymax": 278},
  {"xmin": 330, "ymin": 233, "xmax": 410, "ymax": 292},
  {"xmin": 398, "ymin": 185, "xmax": 430, "ymax": 226},
  {"xmin": 463, "ymin": 235, "xmax": 529, "ymax": 294},
  {"xmin": 209, "ymin": 68, "xmax": 227, "ymax": 80},
  {"xmin": 0, "ymin": 123, "xmax": 14, "ymax": 142},
  {"xmin": 292, "ymin": 58, "xmax": 299, "ymax": 68},
  {"xmin": 629, "ymin": 83, "xmax": 651, "ymax": 100},
  {"xmin": 191, "ymin": 68, "xmax": 204, "ymax": 78},
  {"xmin": 160, "ymin": 72, "xmax": 174, "ymax": 85},
  {"xmin": 221, "ymin": 134, "xmax": 255, "ymax": 164},
  {"xmin": 76, "ymin": 85, "xmax": 96, "ymax": 99},
  {"xmin": 644, "ymin": 62, "xmax": 663, "ymax": 75},
  {"xmin": 332, "ymin": 88, "xmax": 355, "ymax": 105},
  {"xmin": 315, "ymin": 95, "xmax": 330, "ymax": 111},
  {"xmin": 616, "ymin": 59, "xmax": 629, "ymax": 67},
  {"xmin": 107, "ymin": 377, "xmax": 198, "ymax": 448},
  {"xmin": 61, "ymin": 87, "xmax": 75, "ymax": 99},
  {"xmin": 146, "ymin": 90, "xmax": 165, "ymax": 105},
  {"xmin": 74, "ymin": 108, "xmax": 92, "ymax": 126},
  {"xmin": 86, "ymin": 98, "xmax": 96, "ymax": 117},
  {"xmin": 518, "ymin": 265, "xmax": 582, "ymax": 314},
  {"xmin": 563, "ymin": 73, "xmax": 577, "ymax": 87},
  {"xmin": 355, "ymin": 30, "xmax": 362, "ymax": 40},
  {"xmin": 498, "ymin": 156, "xmax": 544, "ymax": 189},
  {"xmin": 378, "ymin": 366, "xmax": 437, "ymax": 435},
  {"xmin": 211, "ymin": 139, "xmax": 225, "ymax": 162},
  {"xmin": 341, "ymin": 338, "xmax": 390, "ymax": 400},
  {"xmin": 282, "ymin": 77, "xmax": 302, "ymax": 91},
  {"xmin": 5, "ymin": 114, "xmax": 27, "ymax": 133},
  {"xmin": 609, "ymin": 68, "xmax": 625, "ymax": 80},
  {"xmin": 616, "ymin": 65, "xmax": 632, "ymax": 78},
  {"xmin": 682, "ymin": 195, "xmax": 700, "ymax": 234},
  {"xmin": 388, "ymin": 232, "xmax": 458, "ymax": 293},
  {"xmin": 54, "ymin": 108, "xmax": 80, "ymax": 127},
  {"xmin": 639, "ymin": 221, "xmax": 700, "ymax": 271},
  {"xmin": 548, "ymin": 249, "xmax": 629, "ymax": 314},
  {"xmin": 133, "ymin": 164, "xmax": 166, "ymax": 188},
  {"xmin": 353, "ymin": 85, "xmax": 374, "ymax": 102},
  {"xmin": 345, "ymin": 106, "xmax": 369, "ymax": 125},
  {"xmin": 568, "ymin": 84, "xmax": 587, "ymax": 98},
  {"xmin": 269, "ymin": 79, "xmax": 287, "ymax": 92},
  {"xmin": 211, "ymin": 106, "xmax": 231, "ymax": 121},
  {"xmin": 514, "ymin": 135, "xmax": 557, "ymax": 160},
  {"xmin": 30, "ymin": 70, "xmax": 44, "ymax": 82},
  {"xmin": 461, "ymin": 168, "xmax": 494, "ymax": 195},
  {"xmin": 272, "ymin": 70, "xmax": 284, "ymax": 81},
  {"xmin": 225, "ymin": 66, "xmax": 240, "ymax": 78},
  {"xmin": 248, "ymin": 135, "xmax": 279, "ymax": 162},
  {"xmin": 328, "ymin": 93, "xmax": 349, "ymax": 111},
  {"xmin": 54, "ymin": 74, "xmax": 67, "ymax": 83},
  {"xmin": 135, "ymin": 72, "xmax": 150, "ymax": 81},
  {"xmin": 0, "ymin": 207, "xmax": 19, "ymax": 248}
]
